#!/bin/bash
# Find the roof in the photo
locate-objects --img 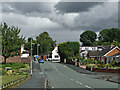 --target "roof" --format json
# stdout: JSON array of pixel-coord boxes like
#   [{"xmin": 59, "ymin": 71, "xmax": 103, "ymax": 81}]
[
  {"xmin": 112, "ymin": 52, "xmax": 120, "ymax": 57},
  {"xmin": 88, "ymin": 45, "xmax": 118, "ymax": 57}
]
